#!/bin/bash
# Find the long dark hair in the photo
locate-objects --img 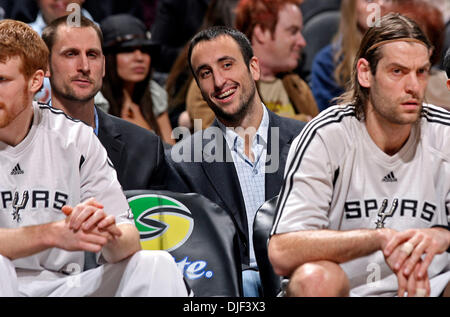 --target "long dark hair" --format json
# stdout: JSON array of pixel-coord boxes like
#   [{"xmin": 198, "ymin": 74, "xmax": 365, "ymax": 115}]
[
  {"xmin": 335, "ymin": 13, "xmax": 432, "ymax": 119},
  {"xmin": 101, "ymin": 51, "xmax": 160, "ymax": 135}
]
